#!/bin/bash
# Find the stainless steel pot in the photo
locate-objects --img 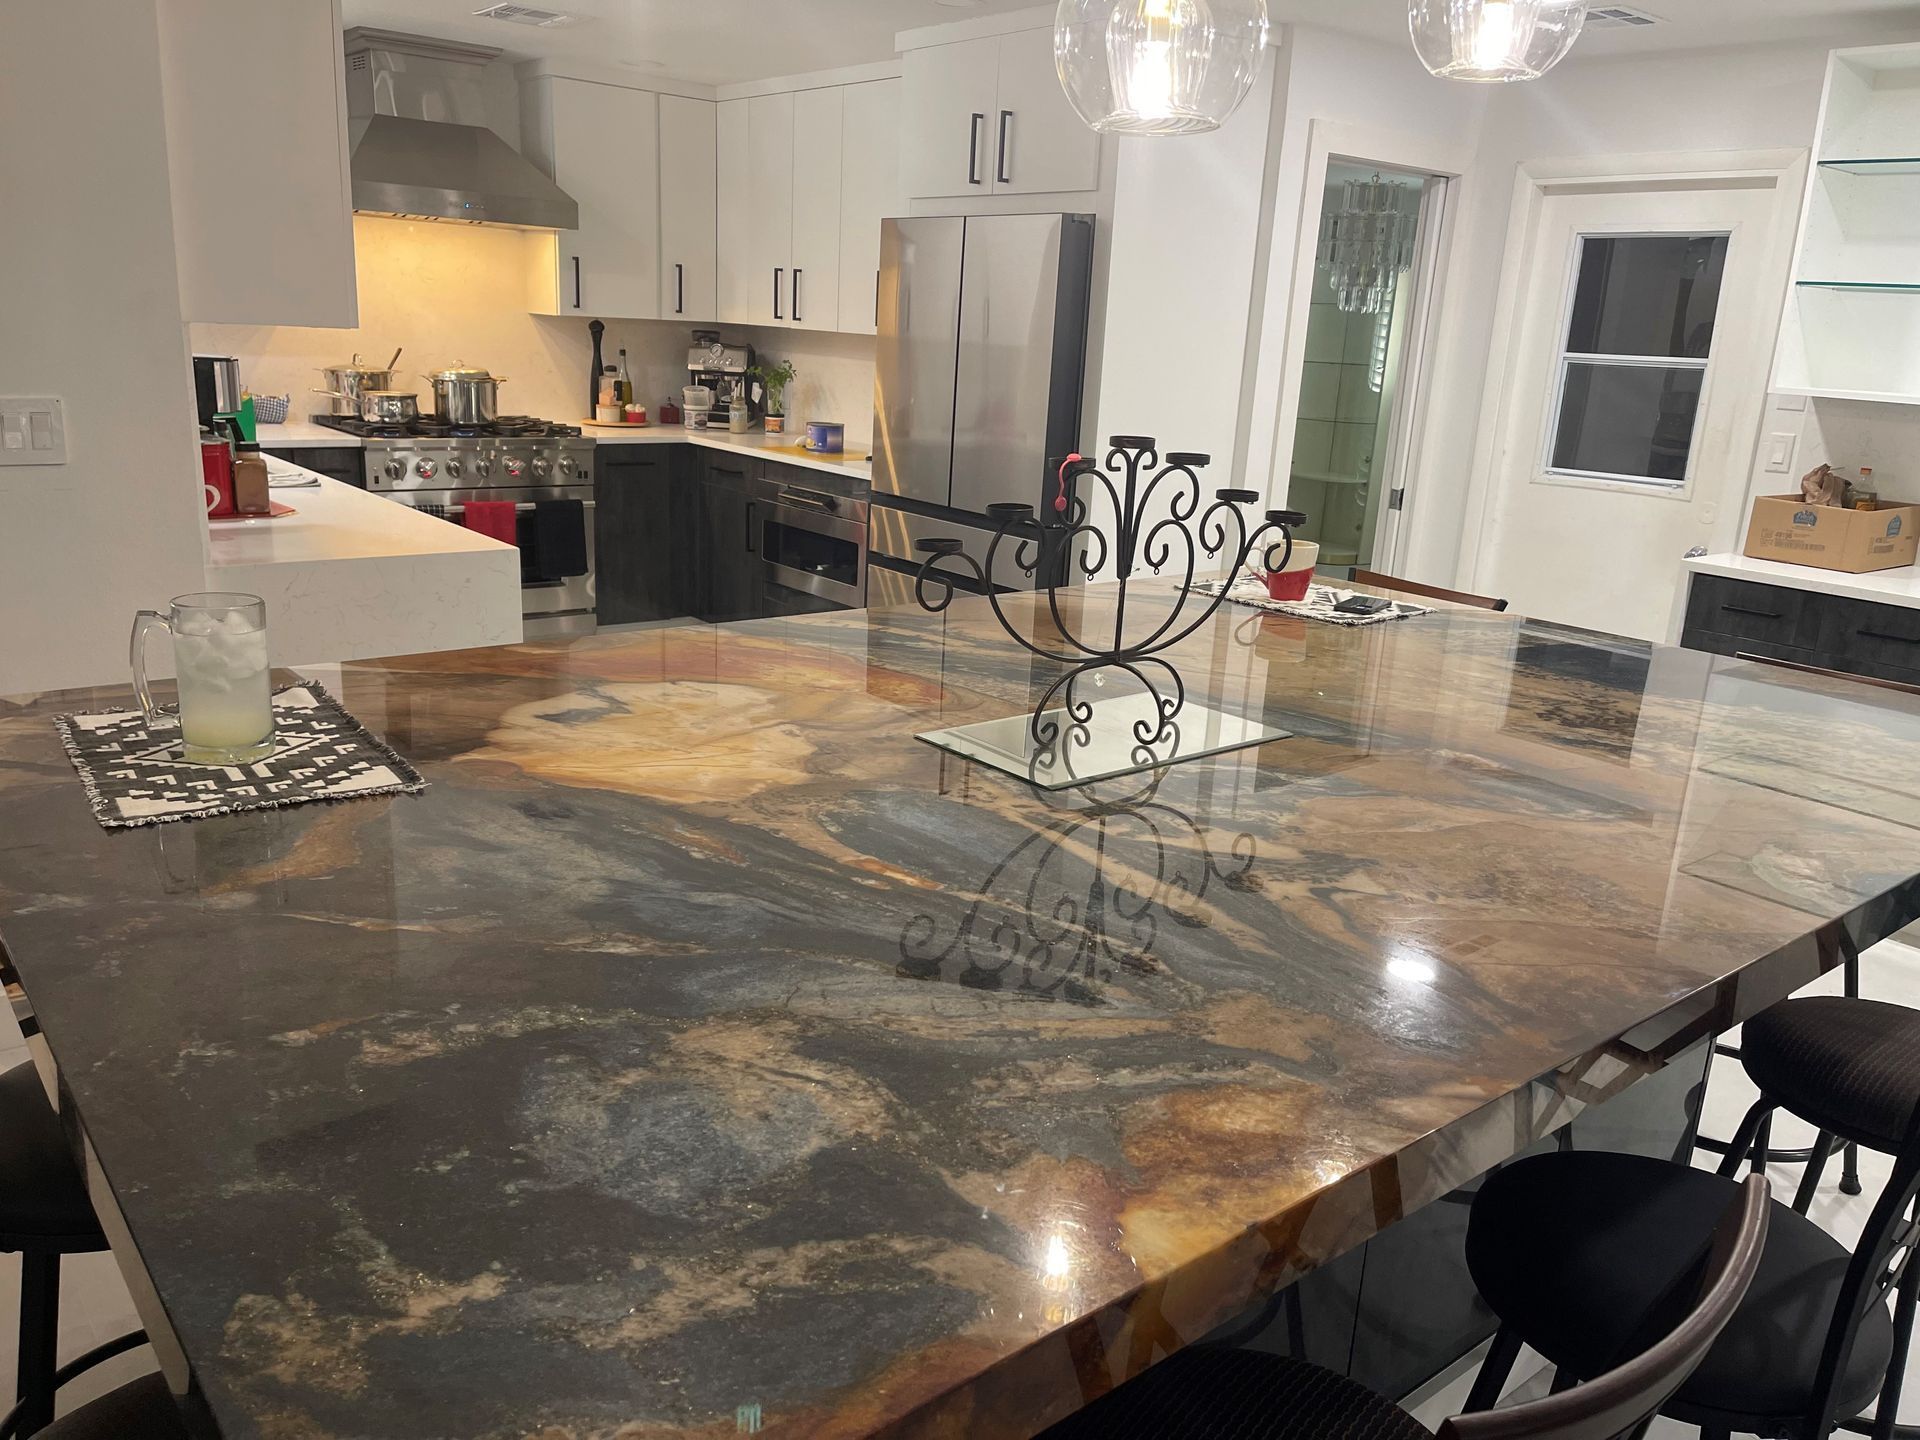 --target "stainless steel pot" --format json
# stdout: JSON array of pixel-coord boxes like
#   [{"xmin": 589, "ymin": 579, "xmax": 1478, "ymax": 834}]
[
  {"xmin": 358, "ymin": 390, "xmax": 419, "ymax": 425},
  {"xmin": 425, "ymin": 364, "xmax": 506, "ymax": 426},
  {"xmin": 313, "ymin": 355, "xmax": 400, "ymax": 417}
]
